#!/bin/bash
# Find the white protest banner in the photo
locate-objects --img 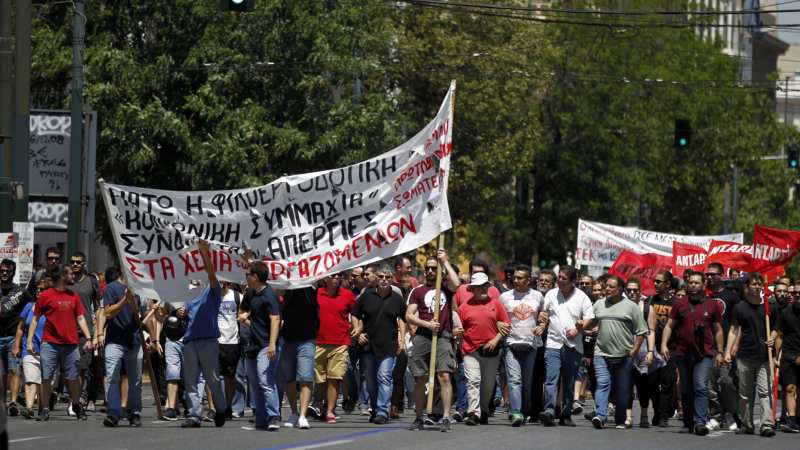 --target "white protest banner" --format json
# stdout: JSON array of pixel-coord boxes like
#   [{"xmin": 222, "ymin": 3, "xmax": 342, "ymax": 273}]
[
  {"xmin": 101, "ymin": 82, "xmax": 455, "ymax": 302},
  {"xmin": 575, "ymin": 218, "xmax": 744, "ymax": 268},
  {"xmin": 13, "ymin": 222, "xmax": 34, "ymax": 286}
]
